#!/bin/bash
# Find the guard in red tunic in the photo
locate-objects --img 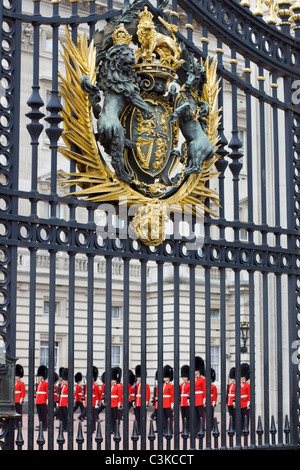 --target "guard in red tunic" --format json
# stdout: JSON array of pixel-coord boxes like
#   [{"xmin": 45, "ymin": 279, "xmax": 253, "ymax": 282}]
[
  {"xmin": 59, "ymin": 368, "xmax": 69, "ymax": 431},
  {"xmin": 227, "ymin": 367, "xmax": 236, "ymax": 430},
  {"xmin": 180, "ymin": 364, "xmax": 190, "ymax": 432},
  {"xmin": 194, "ymin": 356, "xmax": 206, "ymax": 432},
  {"xmin": 240, "ymin": 363, "xmax": 250, "ymax": 430},
  {"xmin": 35, "ymin": 365, "xmax": 48, "ymax": 431},
  {"xmin": 110, "ymin": 367, "xmax": 123, "ymax": 433},
  {"xmin": 150, "ymin": 370, "xmax": 158, "ymax": 422},
  {"xmin": 73, "ymin": 372, "xmax": 84, "ymax": 414},
  {"xmin": 15, "ymin": 364, "xmax": 26, "ymax": 429},
  {"xmin": 128, "ymin": 369, "xmax": 136, "ymax": 410},
  {"xmin": 209, "ymin": 368, "xmax": 218, "ymax": 428},
  {"xmin": 162, "ymin": 365, "xmax": 174, "ymax": 435},
  {"xmin": 133, "ymin": 364, "xmax": 150, "ymax": 433}
]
